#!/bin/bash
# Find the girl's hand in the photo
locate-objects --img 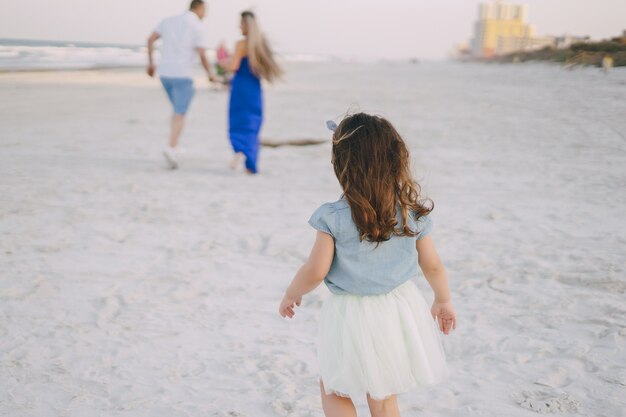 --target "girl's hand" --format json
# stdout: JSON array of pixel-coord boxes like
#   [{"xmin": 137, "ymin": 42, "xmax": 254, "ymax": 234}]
[
  {"xmin": 431, "ymin": 302, "xmax": 457, "ymax": 335},
  {"xmin": 279, "ymin": 293, "xmax": 302, "ymax": 319}
]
